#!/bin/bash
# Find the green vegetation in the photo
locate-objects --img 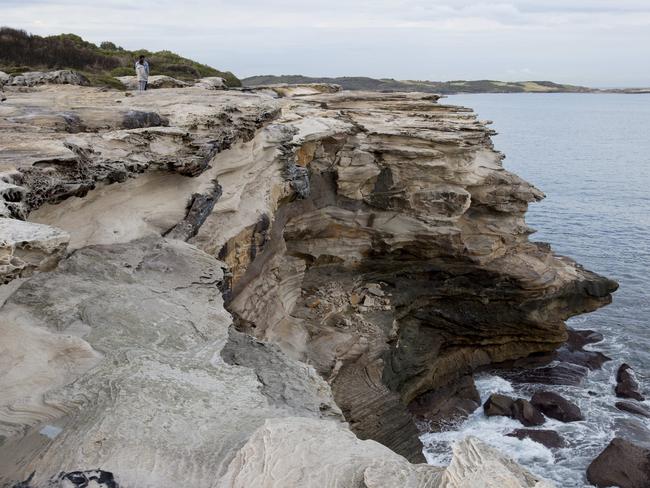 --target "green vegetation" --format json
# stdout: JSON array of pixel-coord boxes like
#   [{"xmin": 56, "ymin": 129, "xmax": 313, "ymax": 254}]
[
  {"xmin": 242, "ymin": 75, "xmax": 593, "ymax": 94},
  {"xmin": 0, "ymin": 27, "xmax": 241, "ymax": 88}
]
